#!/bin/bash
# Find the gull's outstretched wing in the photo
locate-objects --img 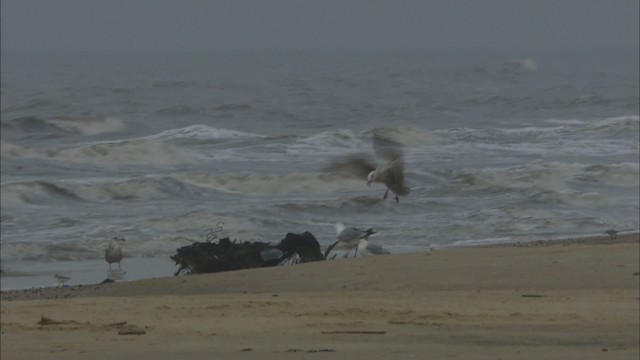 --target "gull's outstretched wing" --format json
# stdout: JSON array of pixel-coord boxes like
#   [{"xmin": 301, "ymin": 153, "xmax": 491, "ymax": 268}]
[
  {"xmin": 372, "ymin": 128, "xmax": 404, "ymax": 163},
  {"xmin": 323, "ymin": 155, "xmax": 376, "ymax": 180},
  {"xmin": 370, "ymin": 129, "xmax": 410, "ymax": 196}
]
